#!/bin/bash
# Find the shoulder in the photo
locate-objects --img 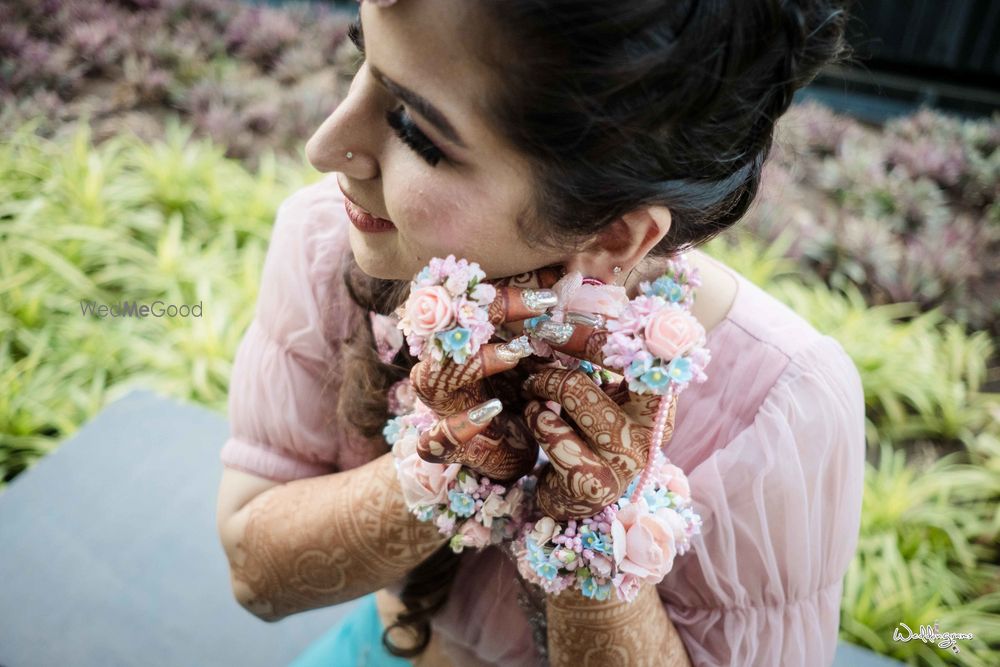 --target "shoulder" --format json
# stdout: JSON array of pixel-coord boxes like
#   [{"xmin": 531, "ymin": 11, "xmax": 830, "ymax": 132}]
[{"xmin": 668, "ymin": 251, "xmax": 863, "ymax": 468}]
